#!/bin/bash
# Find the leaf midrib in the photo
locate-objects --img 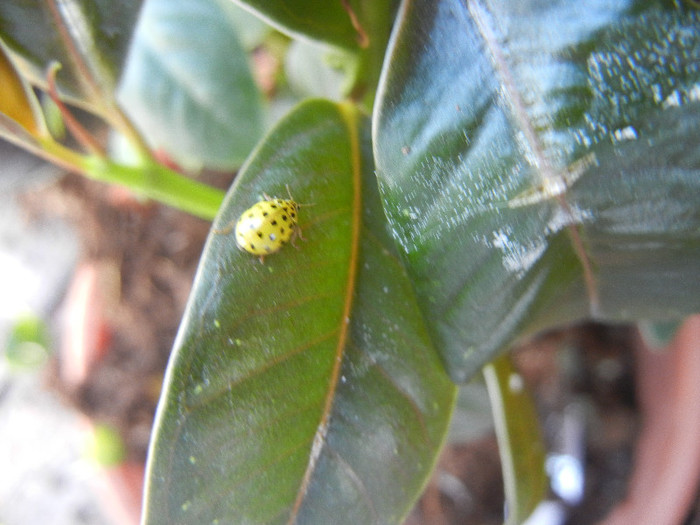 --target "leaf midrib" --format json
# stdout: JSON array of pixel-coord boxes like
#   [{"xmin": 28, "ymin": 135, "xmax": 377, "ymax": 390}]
[
  {"xmin": 466, "ymin": 0, "xmax": 600, "ymax": 313},
  {"xmin": 288, "ymin": 103, "xmax": 364, "ymax": 522}
]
